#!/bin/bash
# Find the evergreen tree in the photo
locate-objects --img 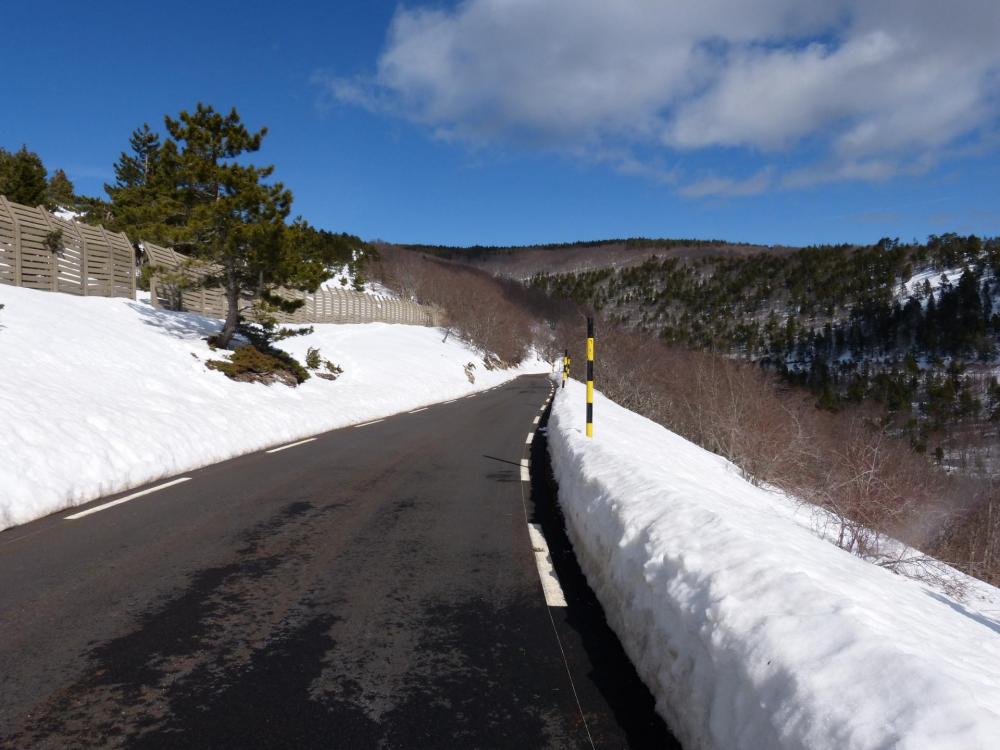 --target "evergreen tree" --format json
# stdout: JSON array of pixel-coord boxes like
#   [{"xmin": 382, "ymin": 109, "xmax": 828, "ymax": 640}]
[
  {"xmin": 112, "ymin": 124, "xmax": 160, "ymax": 189},
  {"xmin": 156, "ymin": 103, "xmax": 343, "ymax": 348},
  {"xmin": 47, "ymin": 169, "xmax": 75, "ymax": 207},
  {"xmin": 102, "ymin": 123, "xmax": 179, "ymax": 240},
  {"xmin": 0, "ymin": 146, "xmax": 48, "ymax": 206}
]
